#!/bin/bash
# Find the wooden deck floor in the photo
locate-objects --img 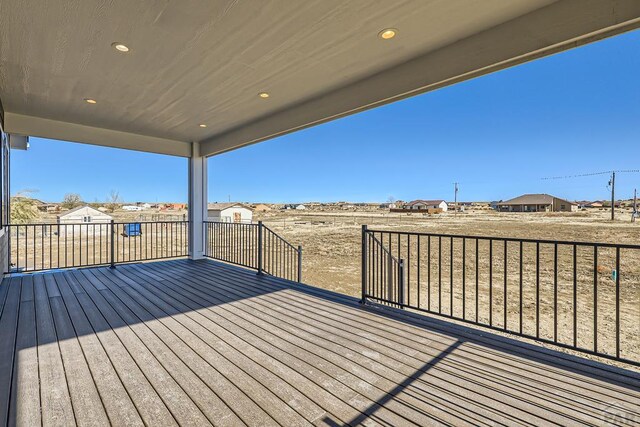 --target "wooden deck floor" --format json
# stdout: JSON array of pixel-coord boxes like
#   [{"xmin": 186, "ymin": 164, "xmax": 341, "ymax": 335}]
[{"xmin": 0, "ymin": 259, "xmax": 638, "ymax": 426}]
